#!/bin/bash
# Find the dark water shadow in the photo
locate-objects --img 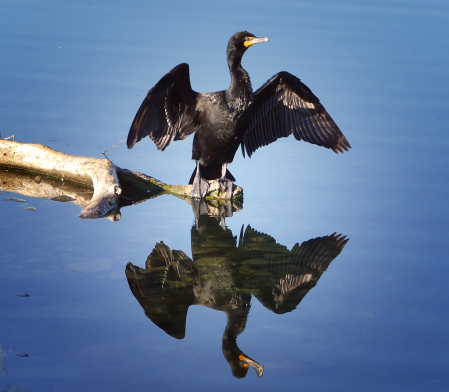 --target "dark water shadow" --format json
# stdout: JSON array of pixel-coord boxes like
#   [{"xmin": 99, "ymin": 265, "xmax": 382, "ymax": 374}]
[{"xmin": 125, "ymin": 211, "xmax": 349, "ymax": 378}]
